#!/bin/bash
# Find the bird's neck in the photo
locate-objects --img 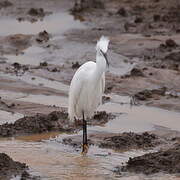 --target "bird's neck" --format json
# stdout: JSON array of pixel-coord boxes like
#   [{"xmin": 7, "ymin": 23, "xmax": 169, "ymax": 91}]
[{"xmin": 94, "ymin": 52, "xmax": 106, "ymax": 80}]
